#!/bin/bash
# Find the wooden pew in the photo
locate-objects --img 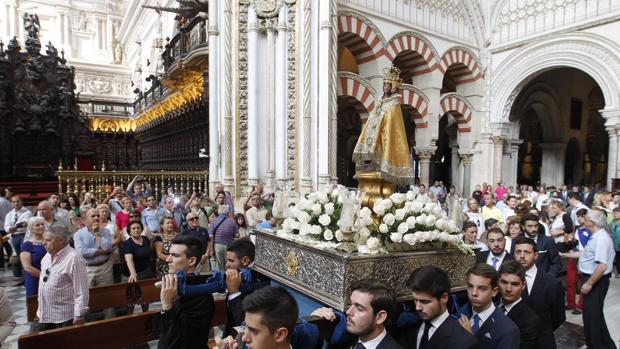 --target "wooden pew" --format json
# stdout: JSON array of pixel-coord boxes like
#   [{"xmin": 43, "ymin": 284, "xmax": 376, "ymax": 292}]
[{"xmin": 19, "ymin": 296, "xmax": 227, "ymax": 349}]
